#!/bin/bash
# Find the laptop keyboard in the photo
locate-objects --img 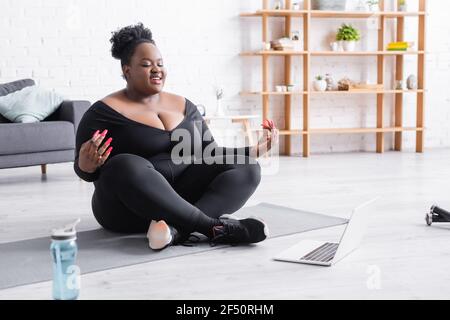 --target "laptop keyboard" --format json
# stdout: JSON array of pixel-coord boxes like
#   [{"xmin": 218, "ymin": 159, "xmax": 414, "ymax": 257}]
[{"xmin": 300, "ymin": 243, "xmax": 339, "ymax": 263}]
